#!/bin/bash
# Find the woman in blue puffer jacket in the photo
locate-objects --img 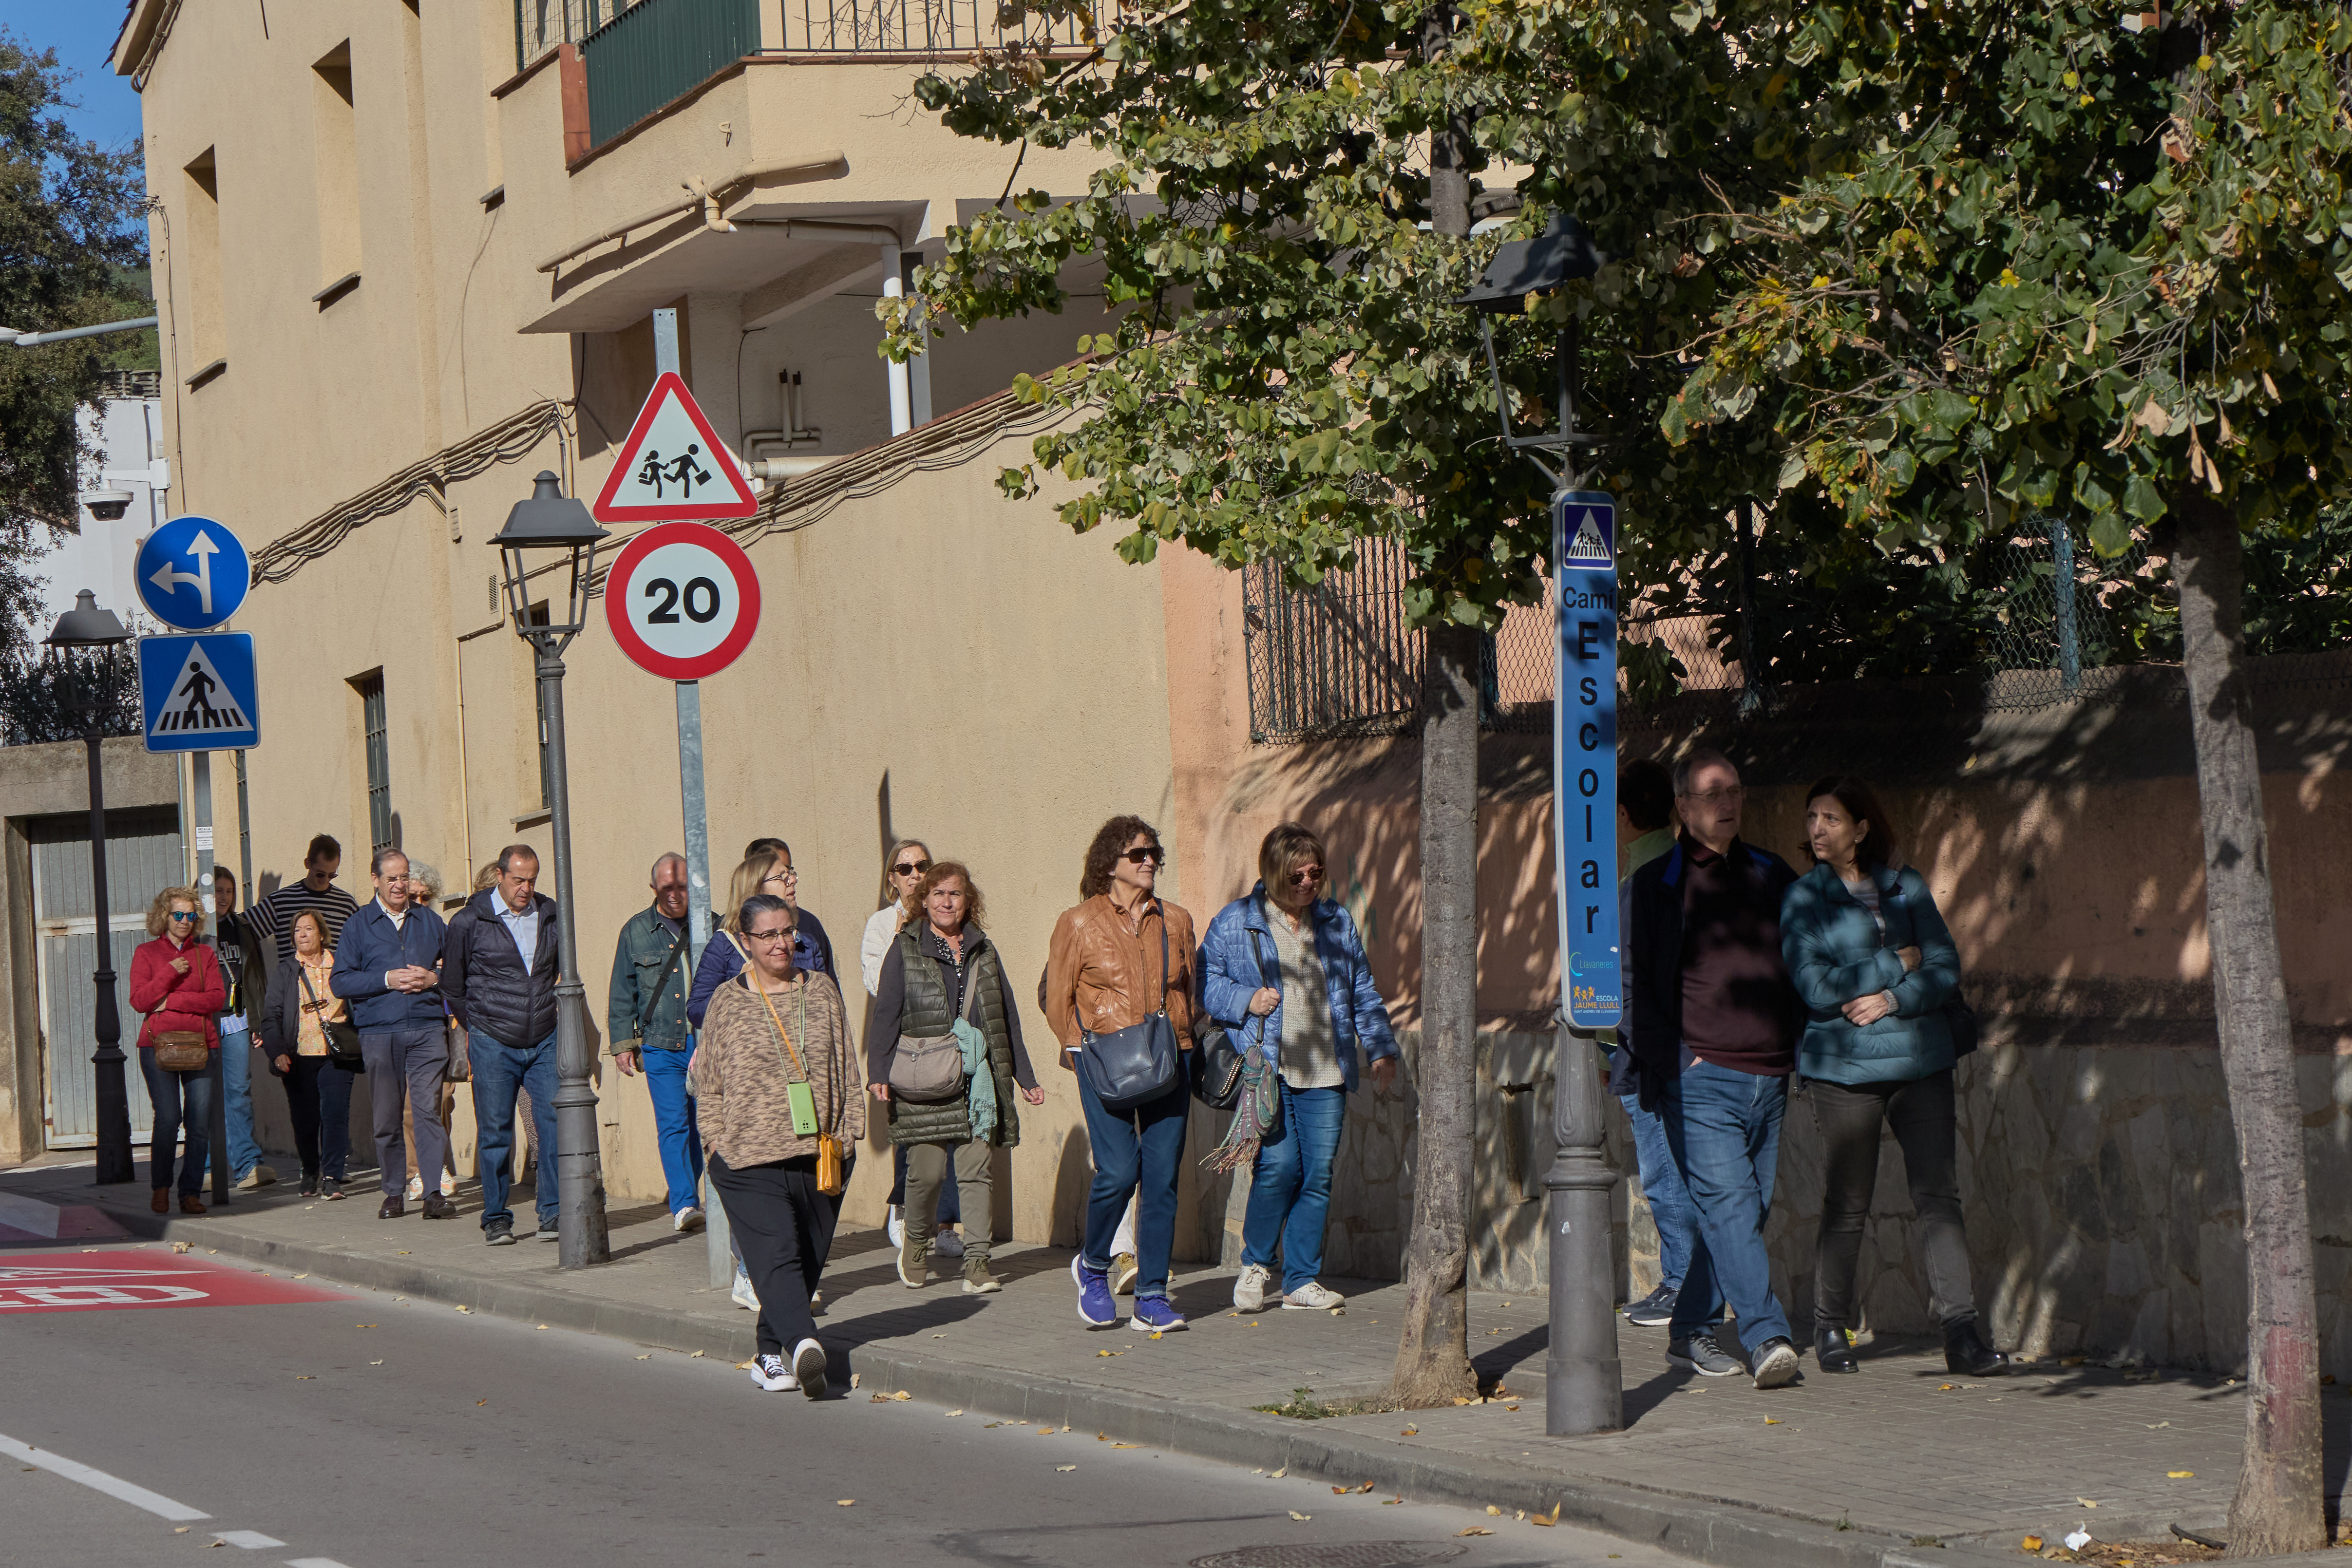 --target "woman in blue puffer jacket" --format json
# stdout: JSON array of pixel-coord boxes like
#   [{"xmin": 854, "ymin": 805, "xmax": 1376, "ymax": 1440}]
[
  {"xmin": 1197, "ymin": 821, "xmax": 1399, "ymax": 1315},
  {"xmin": 1781, "ymin": 776, "xmax": 2004, "ymax": 1380}
]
